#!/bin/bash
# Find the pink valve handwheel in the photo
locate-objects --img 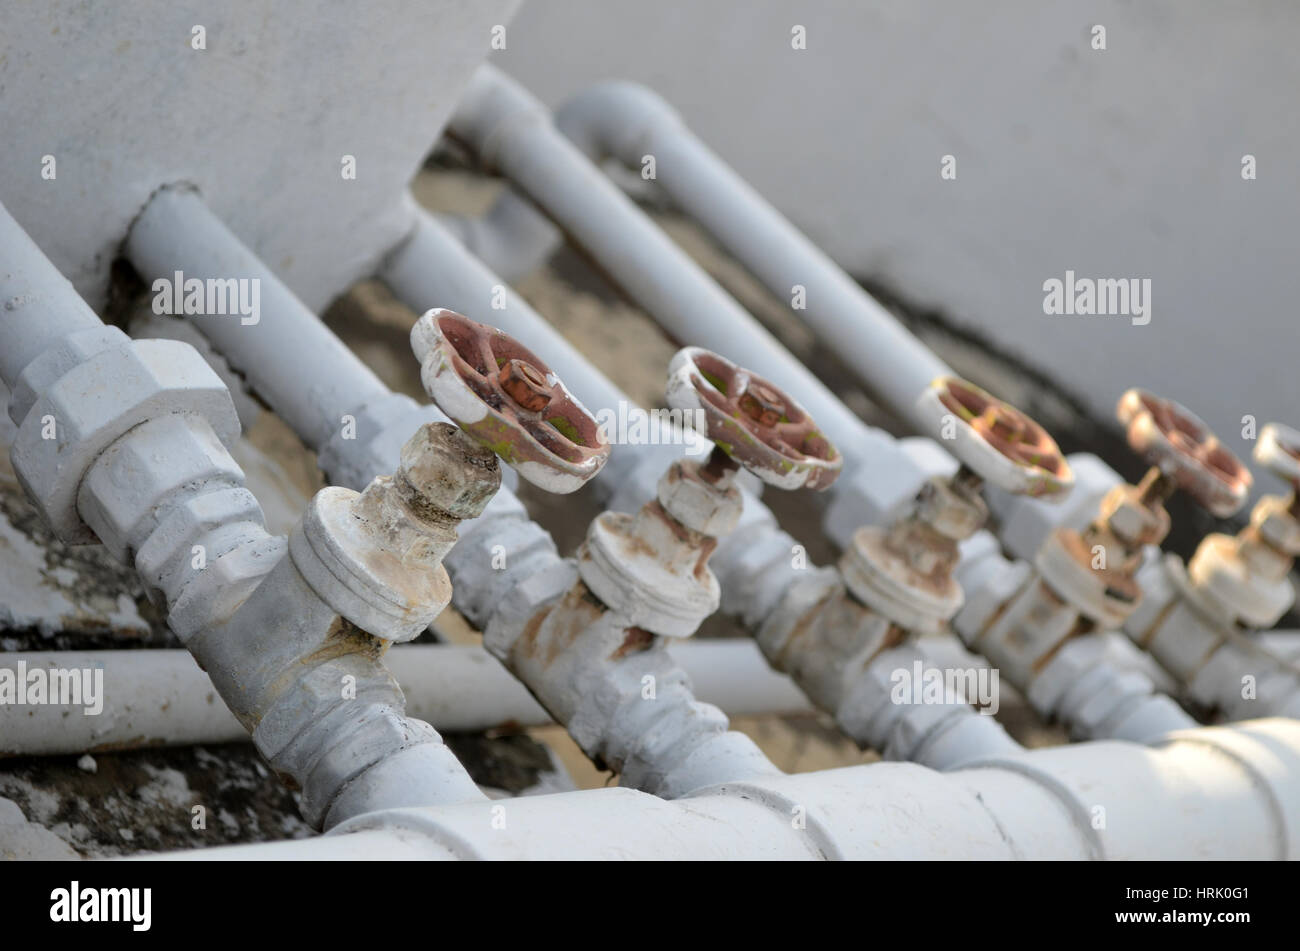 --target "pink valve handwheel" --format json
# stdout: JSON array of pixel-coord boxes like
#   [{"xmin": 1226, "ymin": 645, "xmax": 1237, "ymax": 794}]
[
  {"xmin": 918, "ymin": 376, "xmax": 1073, "ymax": 498},
  {"xmin": 665, "ymin": 346, "xmax": 842, "ymax": 491},
  {"xmin": 1117, "ymin": 389, "xmax": 1250, "ymax": 517},
  {"xmin": 411, "ymin": 309, "xmax": 609, "ymax": 494}
]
